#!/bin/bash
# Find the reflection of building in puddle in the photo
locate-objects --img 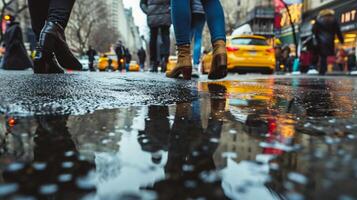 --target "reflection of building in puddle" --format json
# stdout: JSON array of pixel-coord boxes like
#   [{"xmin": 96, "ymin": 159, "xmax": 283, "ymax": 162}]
[
  {"xmin": 68, "ymin": 108, "xmax": 139, "ymax": 161},
  {"xmin": 92, "ymin": 107, "xmax": 166, "ymax": 199}
]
